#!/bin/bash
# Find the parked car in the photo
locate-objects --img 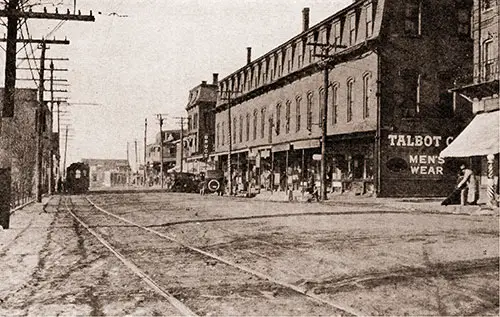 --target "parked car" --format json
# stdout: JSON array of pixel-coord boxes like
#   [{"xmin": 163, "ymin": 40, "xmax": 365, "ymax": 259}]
[
  {"xmin": 201, "ymin": 170, "xmax": 225, "ymax": 195},
  {"xmin": 169, "ymin": 172, "xmax": 200, "ymax": 193}
]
